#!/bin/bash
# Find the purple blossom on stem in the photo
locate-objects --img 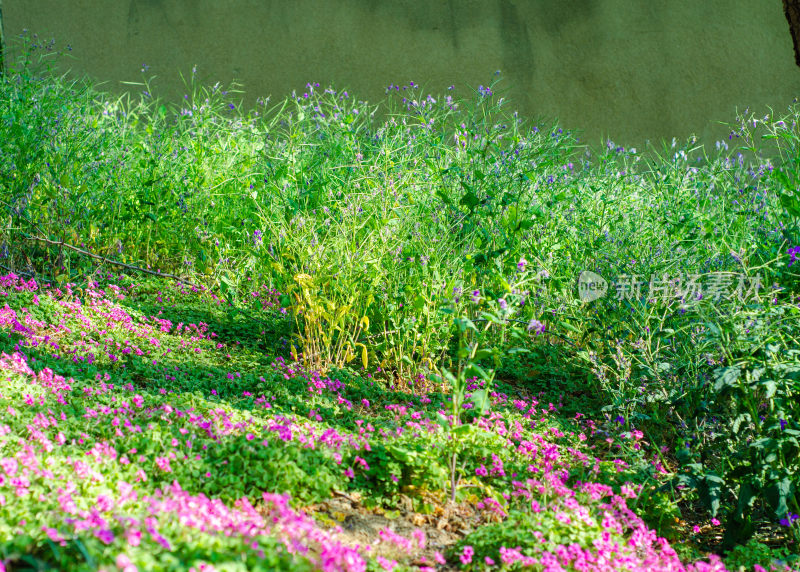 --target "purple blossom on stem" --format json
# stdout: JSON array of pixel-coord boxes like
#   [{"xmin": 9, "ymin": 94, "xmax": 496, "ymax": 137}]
[
  {"xmin": 527, "ymin": 318, "xmax": 545, "ymax": 335},
  {"xmin": 788, "ymin": 246, "xmax": 800, "ymax": 267},
  {"xmin": 779, "ymin": 513, "xmax": 798, "ymax": 527}
]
